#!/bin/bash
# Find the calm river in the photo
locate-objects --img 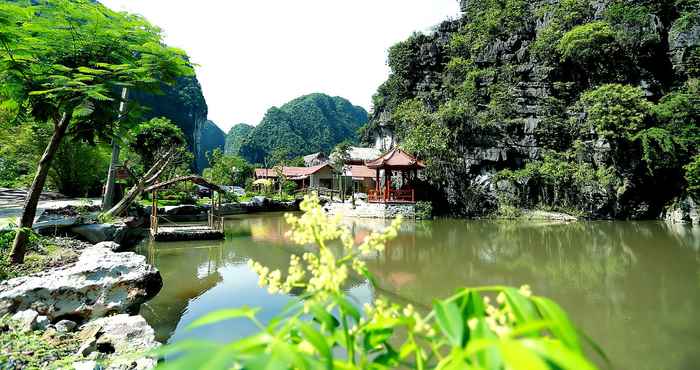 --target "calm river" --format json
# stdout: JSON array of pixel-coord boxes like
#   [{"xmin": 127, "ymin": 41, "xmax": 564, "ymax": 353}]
[{"xmin": 136, "ymin": 213, "xmax": 700, "ymax": 370}]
